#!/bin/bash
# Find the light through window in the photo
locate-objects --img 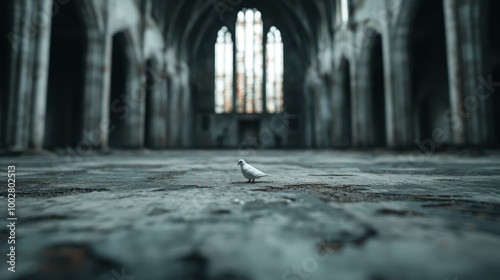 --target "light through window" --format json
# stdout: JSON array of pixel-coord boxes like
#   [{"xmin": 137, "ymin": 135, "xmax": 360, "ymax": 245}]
[
  {"xmin": 266, "ymin": 26, "xmax": 284, "ymax": 113},
  {"xmin": 215, "ymin": 26, "xmax": 233, "ymax": 114},
  {"xmin": 236, "ymin": 9, "xmax": 264, "ymax": 113},
  {"xmin": 341, "ymin": 0, "xmax": 349, "ymax": 23},
  {"xmin": 214, "ymin": 9, "xmax": 284, "ymax": 114}
]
